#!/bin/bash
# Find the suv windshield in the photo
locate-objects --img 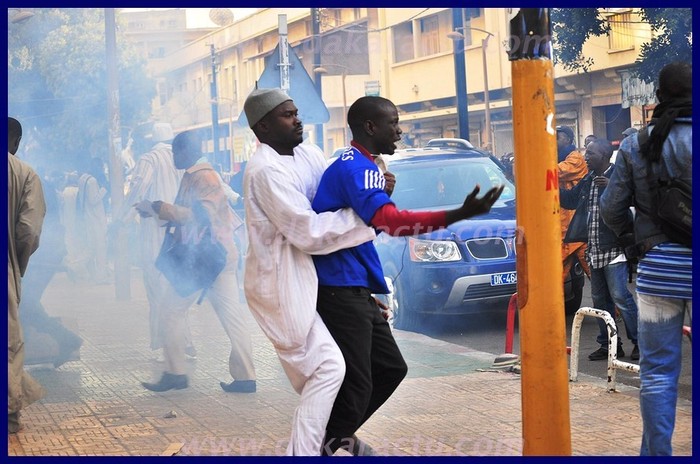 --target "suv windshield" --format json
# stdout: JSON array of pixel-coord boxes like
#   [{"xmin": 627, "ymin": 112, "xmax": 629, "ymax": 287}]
[{"xmin": 390, "ymin": 158, "xmax": 515, "ymax": 210}]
